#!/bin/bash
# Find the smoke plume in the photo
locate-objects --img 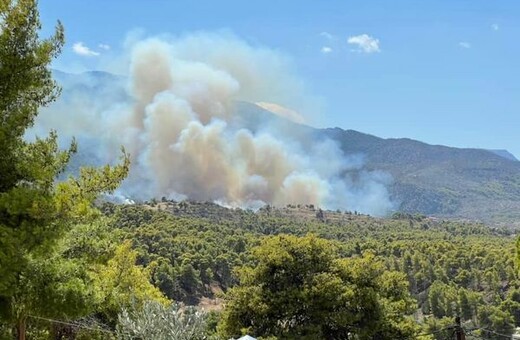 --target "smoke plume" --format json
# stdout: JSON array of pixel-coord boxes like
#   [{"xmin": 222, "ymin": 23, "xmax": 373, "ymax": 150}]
[{"xmin": 33, "ymin": 33, "xmax": 394, "ymax": 216}]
